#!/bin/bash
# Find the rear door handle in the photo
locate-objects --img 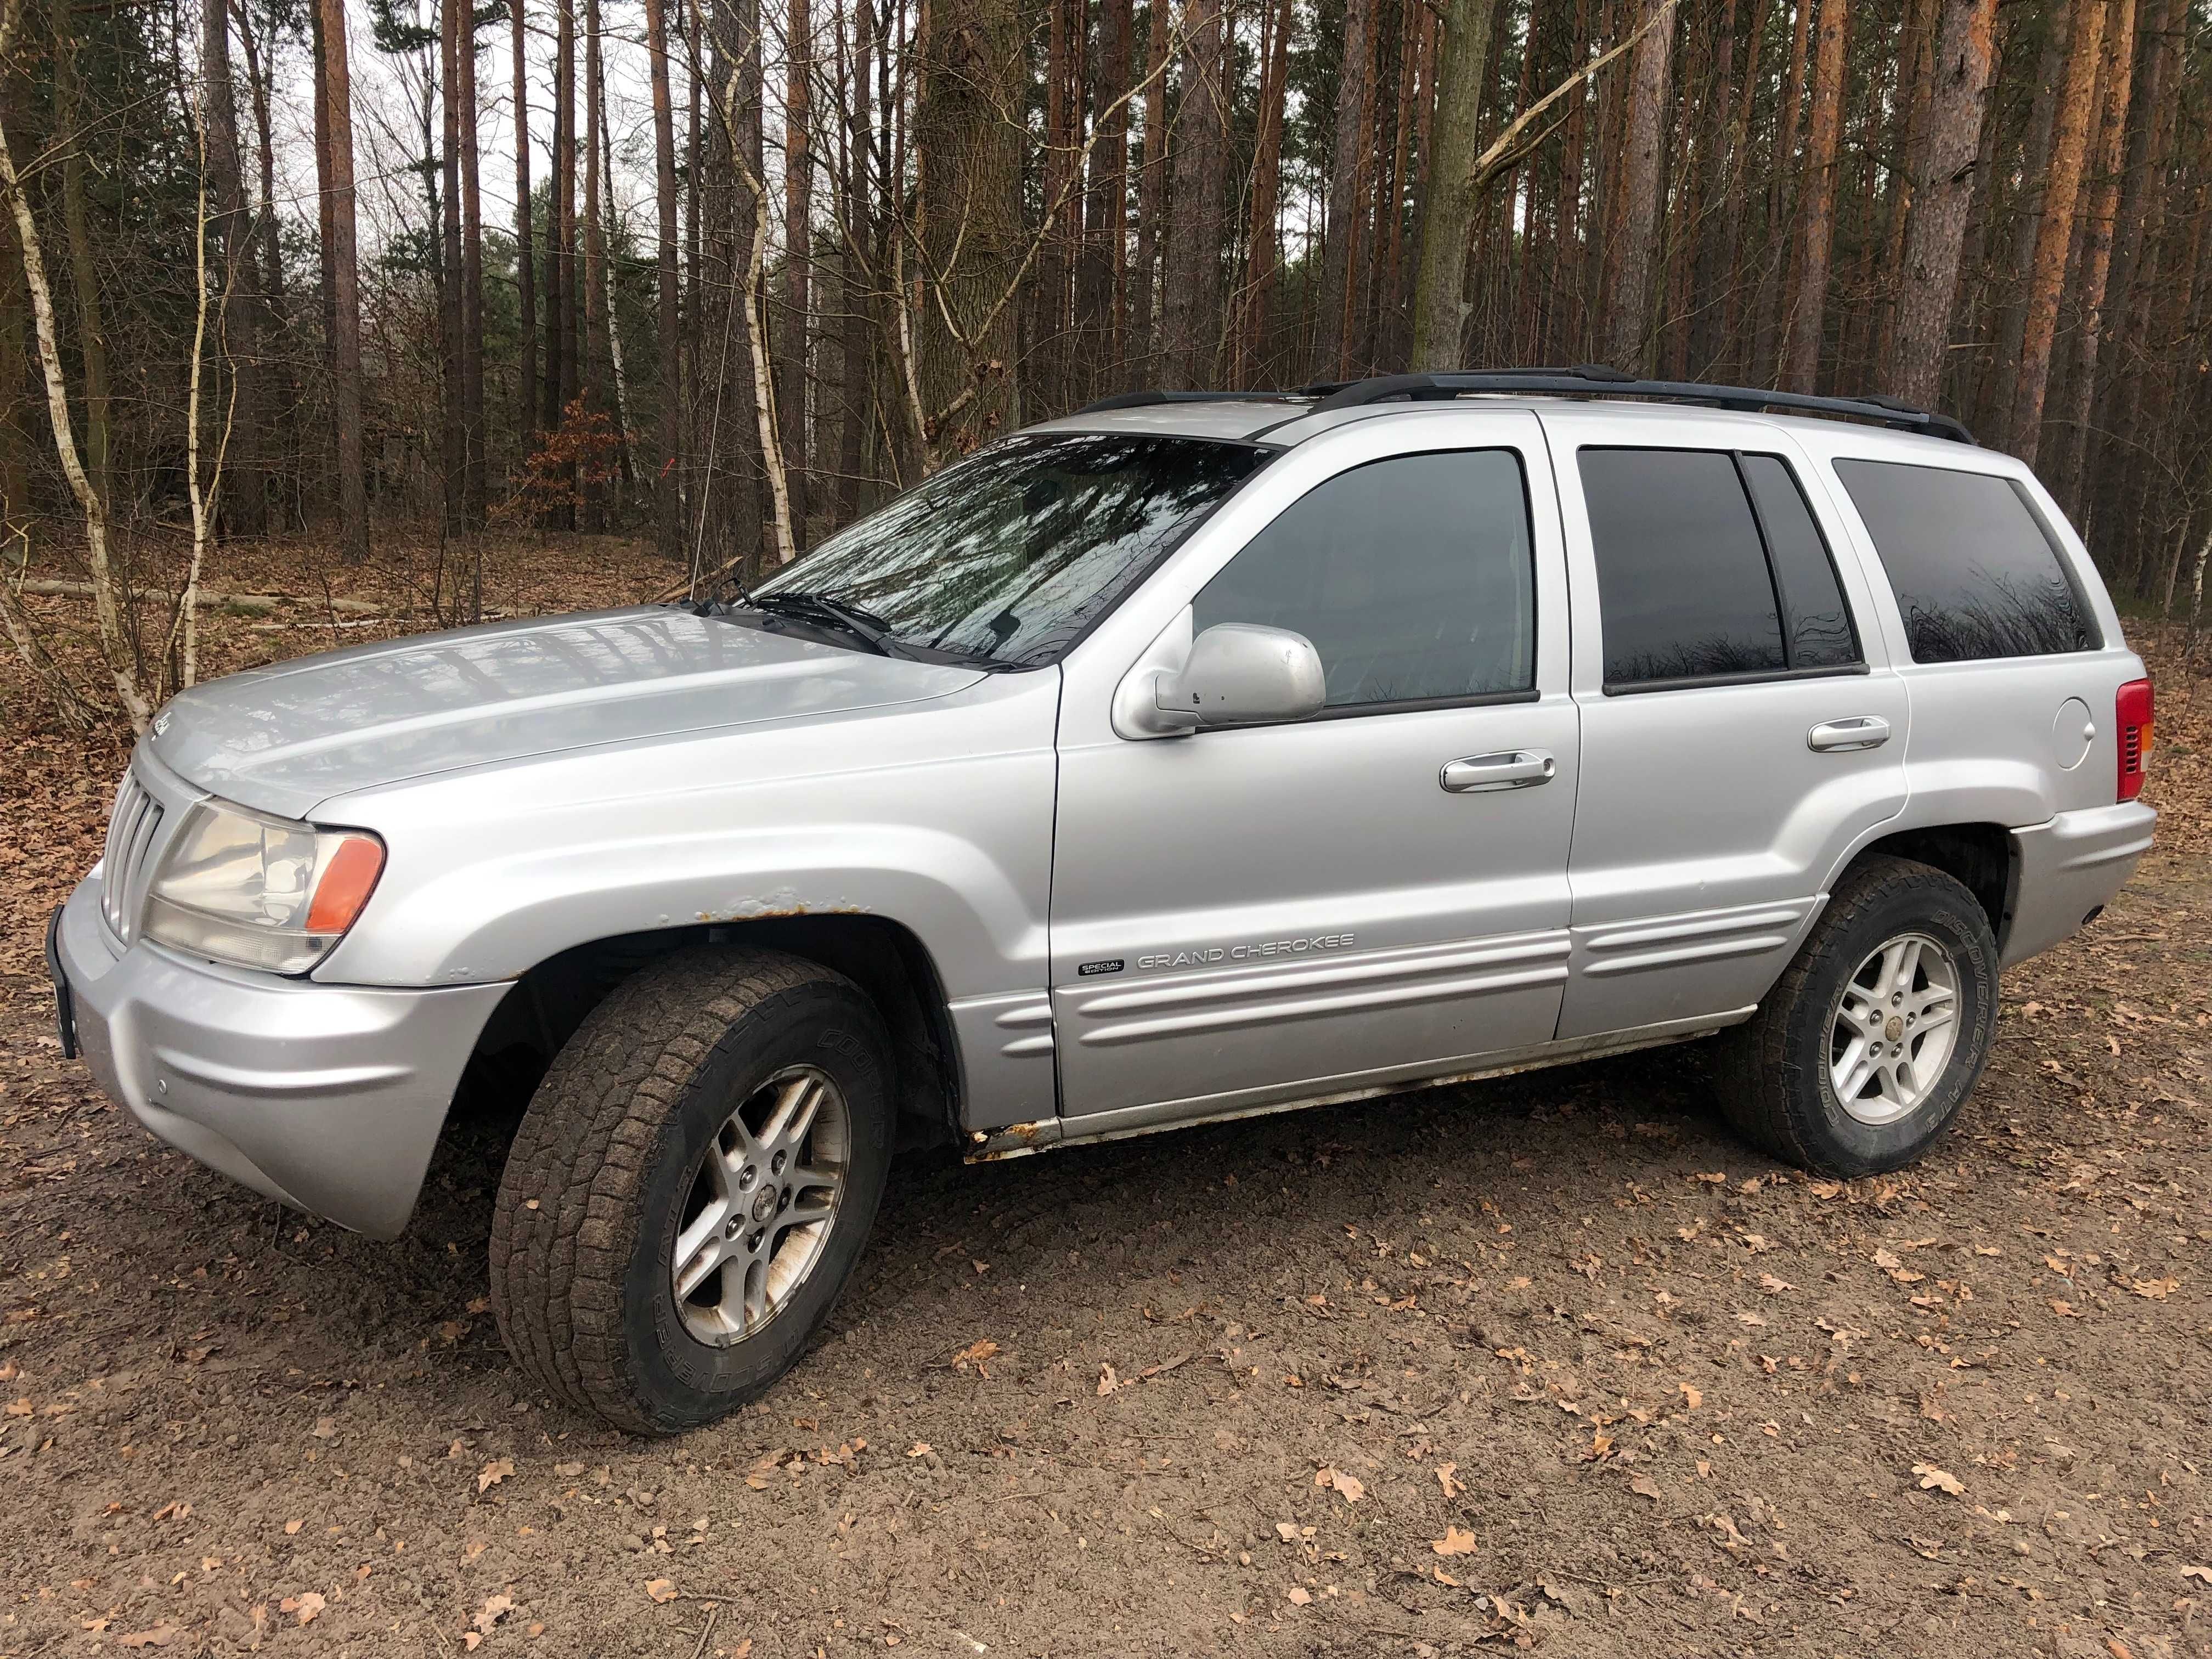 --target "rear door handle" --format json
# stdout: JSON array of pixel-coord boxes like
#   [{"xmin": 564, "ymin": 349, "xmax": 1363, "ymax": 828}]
[
  {"xmin": 1807, "ymin": 716, "xmax": 1892, "ymax": 752},
  {"xmin": 1441, "ymin": 750, "xmax": 1556, "ymax": 793}
]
